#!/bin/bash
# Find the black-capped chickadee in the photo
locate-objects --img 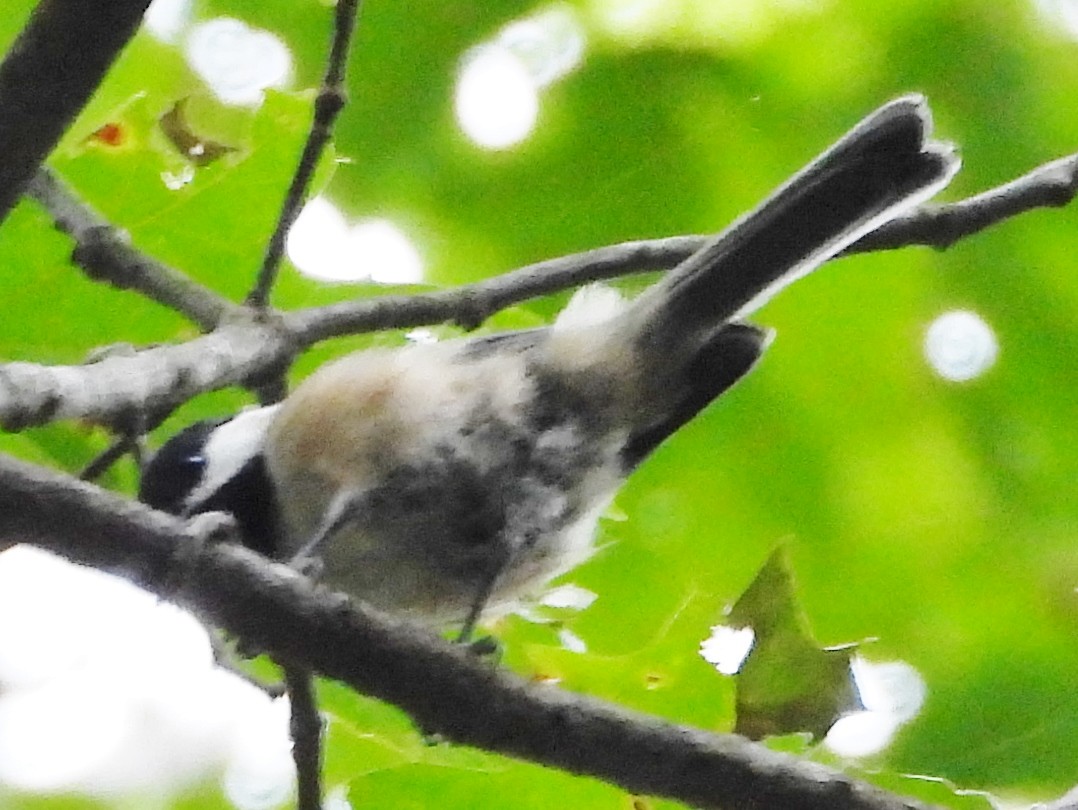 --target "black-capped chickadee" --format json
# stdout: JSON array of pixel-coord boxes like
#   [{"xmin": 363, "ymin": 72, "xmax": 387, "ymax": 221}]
[{"xmin": 140, "ymin": 96, "xmax": 959, "ymax": 637}]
